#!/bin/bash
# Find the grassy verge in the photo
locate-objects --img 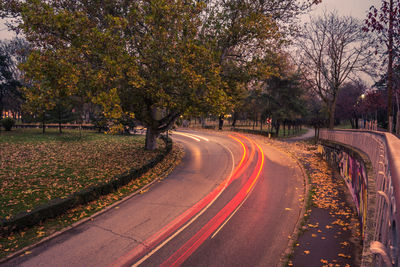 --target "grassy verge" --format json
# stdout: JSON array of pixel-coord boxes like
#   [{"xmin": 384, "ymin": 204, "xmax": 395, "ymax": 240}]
[
  {"xmin": 0, "ymin": 128, "xmax": 164, "ymax": 219},
  {"xmin": 0, "ymin": 128, "xmax": 184, "ymax": 260}
]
